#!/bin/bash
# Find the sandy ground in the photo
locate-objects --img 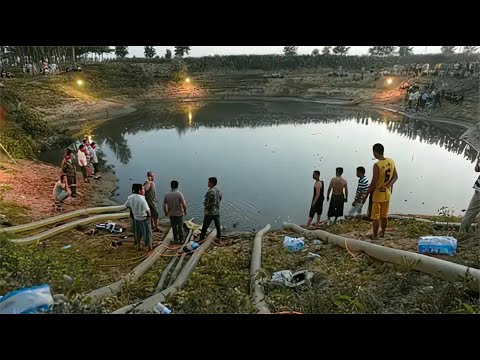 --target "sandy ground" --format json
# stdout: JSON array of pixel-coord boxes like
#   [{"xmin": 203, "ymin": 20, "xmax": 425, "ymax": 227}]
[{"xmin": 0, "ymin": 159, "xmax": 117, "ymax": 223}]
